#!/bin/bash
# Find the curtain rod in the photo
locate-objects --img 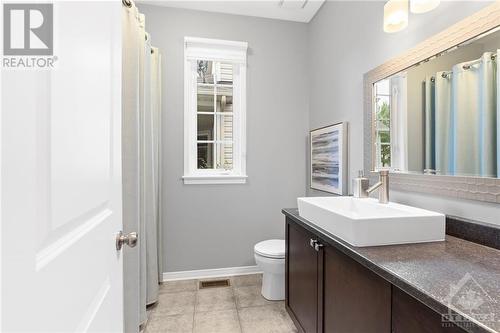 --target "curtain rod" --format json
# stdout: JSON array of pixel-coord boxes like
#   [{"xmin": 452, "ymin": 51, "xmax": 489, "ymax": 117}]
[
  {"xmin": 428, "ymin": 53, "xmax": 497, "ymax": 81},
  {"xmin": 423, "ymin": 53, "xmax": 498, "ymax": 84},
  {"xmin": 462, "ymin": 53, "xmax": 496, "ymax": 70}
]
